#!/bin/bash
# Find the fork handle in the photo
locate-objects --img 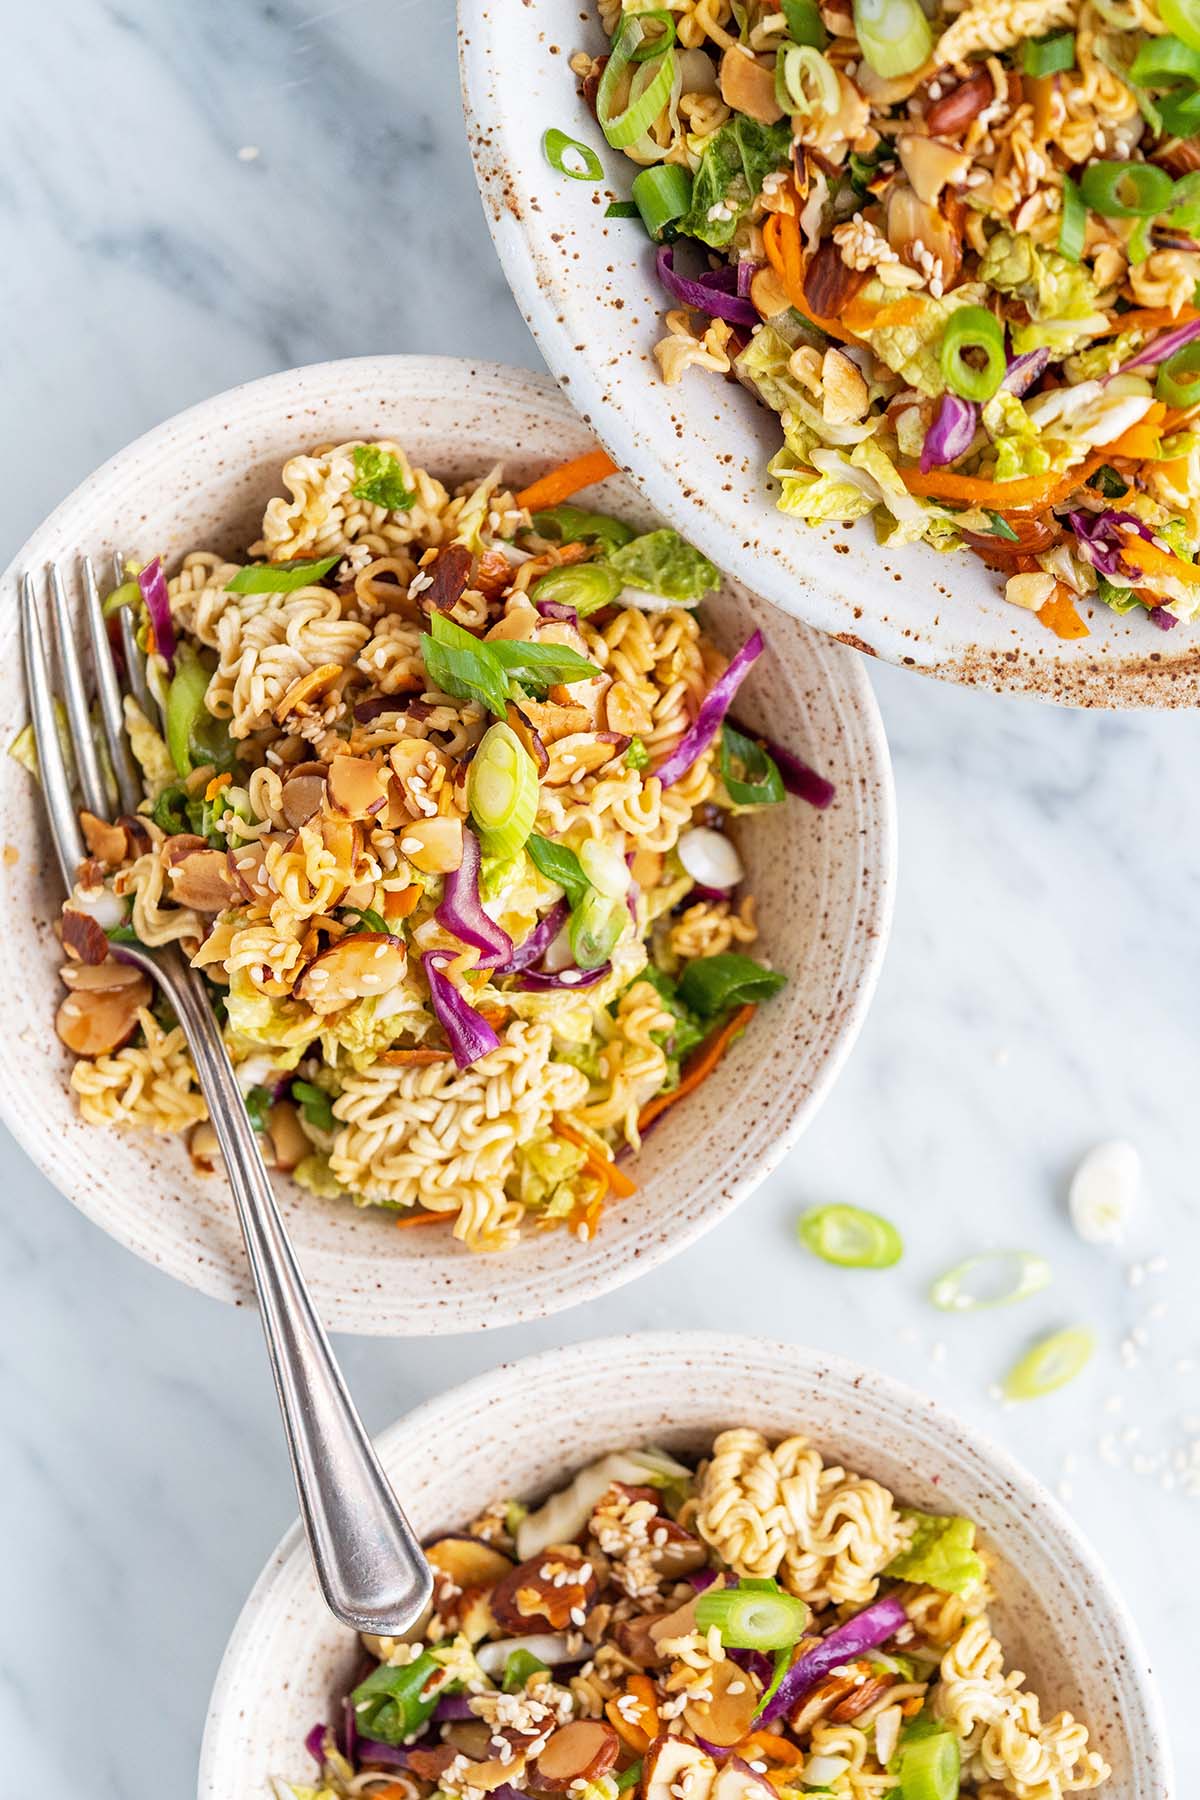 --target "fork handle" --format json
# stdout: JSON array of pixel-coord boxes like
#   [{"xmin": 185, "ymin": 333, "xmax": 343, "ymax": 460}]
[{"xmin": 170, "ymin": 966, "xmax": 432, "ymax": 1635}]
